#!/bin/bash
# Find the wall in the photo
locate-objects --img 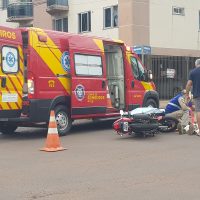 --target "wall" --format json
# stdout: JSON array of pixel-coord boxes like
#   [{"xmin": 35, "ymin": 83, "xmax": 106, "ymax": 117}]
[
  {"xmin": 118, "ymin": 0, "xmax": 149, "ymax": 46},
  {"xmin": 33, "ymin": 2, "xmax": 52, "ymax": 29},
  {"xmin": 150, "ymin": 0, "xmax": 200, "ymax": 55},
  {"xmin": 0, "ymin": 9, "xmax": 18, "ymax": 27}
]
